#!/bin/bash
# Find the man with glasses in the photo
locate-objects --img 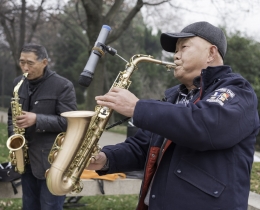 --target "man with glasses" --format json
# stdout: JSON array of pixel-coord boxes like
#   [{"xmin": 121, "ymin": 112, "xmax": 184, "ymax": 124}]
[{"xmin": 7, "ymin": 43, "xmax": 77, "ymax": 210}]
